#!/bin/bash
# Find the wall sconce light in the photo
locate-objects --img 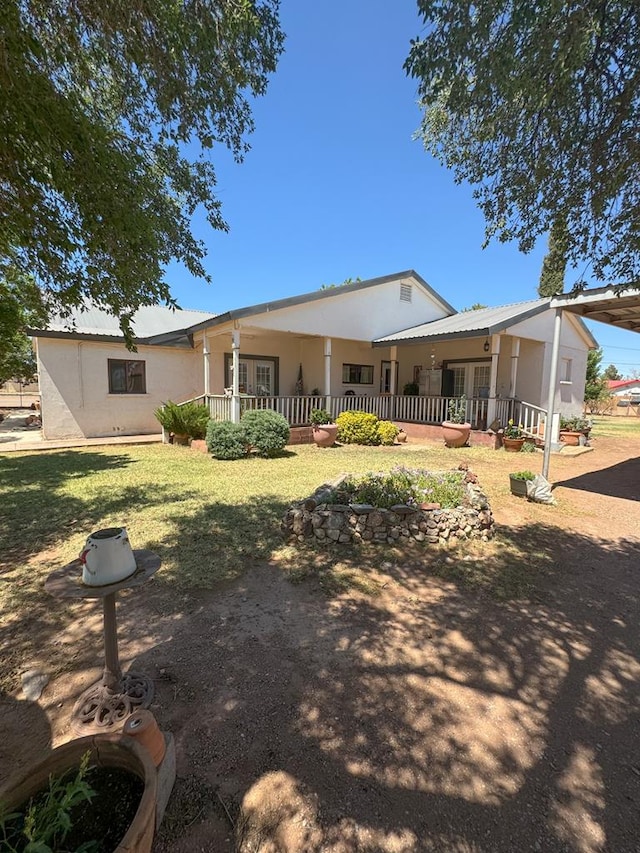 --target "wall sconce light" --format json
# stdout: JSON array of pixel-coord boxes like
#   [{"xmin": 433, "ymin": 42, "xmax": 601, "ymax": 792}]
[{"xmin": 483, "ymin": 338, "xmax": 490, "ymax": 353}]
